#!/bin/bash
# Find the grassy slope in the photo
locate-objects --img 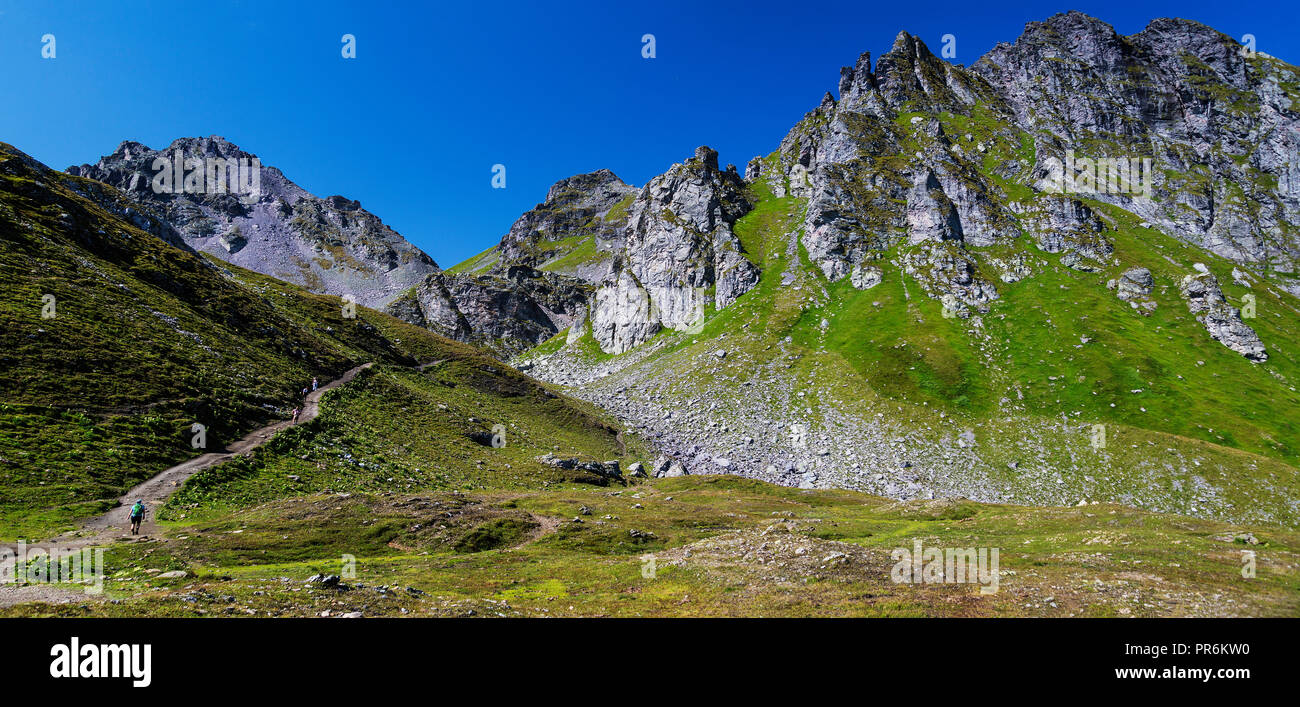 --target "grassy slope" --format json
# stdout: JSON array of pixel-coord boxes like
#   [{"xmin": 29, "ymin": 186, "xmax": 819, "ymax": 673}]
[
  {"xmin": 446, "ymin": 233, "xmax": 610, "ymax": 279},
  {"xmin": 162, "ymin": 360, "xmax": 652, "ymax": 523},
  {"xmin": 445, "ymin": 245, "xmax": 498, "ymax": 276}
]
